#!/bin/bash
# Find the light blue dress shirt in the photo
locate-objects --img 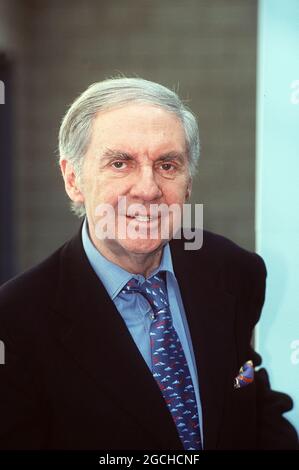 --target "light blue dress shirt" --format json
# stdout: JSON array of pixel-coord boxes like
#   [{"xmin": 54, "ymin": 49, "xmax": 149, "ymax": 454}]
[{"xmin": 82, "ymin": 219, "xmax": 203, "ymax": 443}]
